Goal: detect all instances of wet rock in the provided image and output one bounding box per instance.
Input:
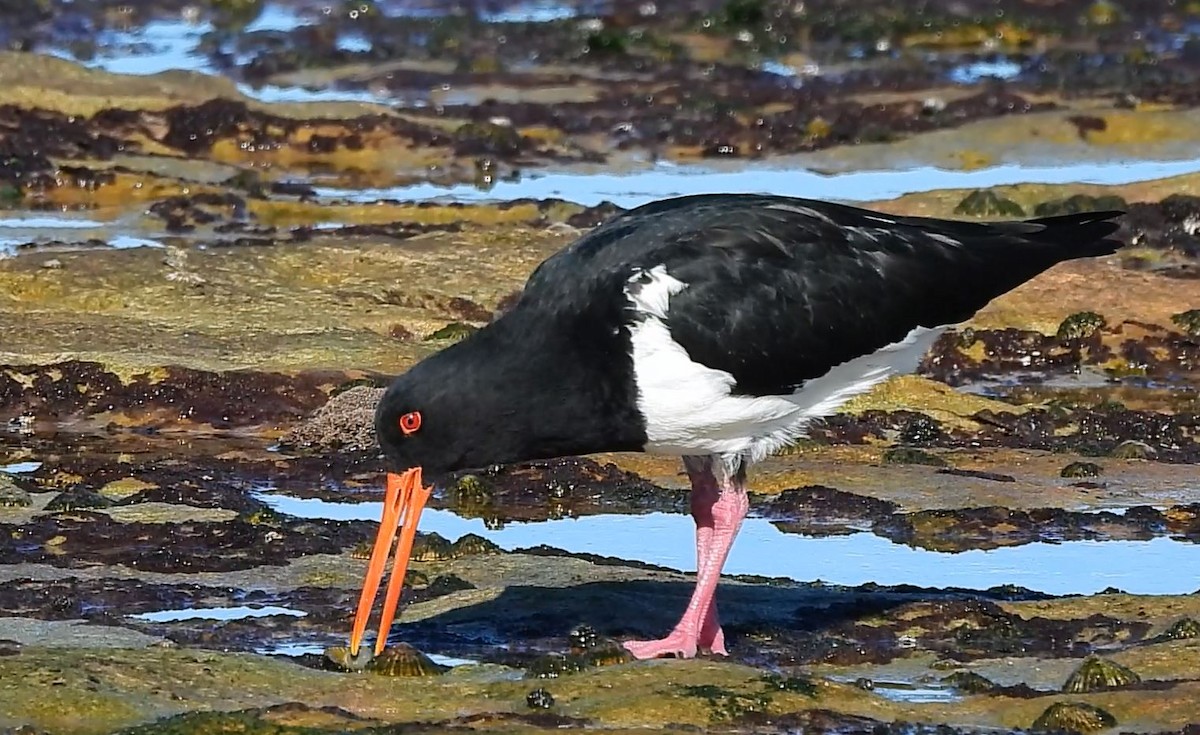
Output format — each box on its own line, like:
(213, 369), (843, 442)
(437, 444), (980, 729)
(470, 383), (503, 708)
(0, 473), (32, 508)
(764, 485), (898, 536)
(1062, 654), (1140, 692)
(1032, 702), (1117, 733)
(954, 190), (1025, 218)
(526, 687), (555, 709)
(0, 510), (373, 572)
(1034, 194), (1129, 218)
(1060, 462), (1103, 479)
(882, 447), (948, 467)
(1056, 311), (1107, 341)
(0, 639), (19, 656)
(1171, 309), (1200, 337)
(525, 652), (587, 679)
(277, 385), (385, 454)
(0, 361), (334, 428)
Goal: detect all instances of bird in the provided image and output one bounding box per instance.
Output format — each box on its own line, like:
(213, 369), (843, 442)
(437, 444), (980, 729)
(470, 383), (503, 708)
(348, 192), (1123, 660)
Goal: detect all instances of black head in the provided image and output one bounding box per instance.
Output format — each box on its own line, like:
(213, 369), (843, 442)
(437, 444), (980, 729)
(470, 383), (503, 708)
(373, 314), (647, 481)
(373, 350), (486, 479)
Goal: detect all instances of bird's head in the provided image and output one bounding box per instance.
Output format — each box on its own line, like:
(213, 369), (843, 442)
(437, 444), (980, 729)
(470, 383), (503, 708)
(373, 366), (464, 480)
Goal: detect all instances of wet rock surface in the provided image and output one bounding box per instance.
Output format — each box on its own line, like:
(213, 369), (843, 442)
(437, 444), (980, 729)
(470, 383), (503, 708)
(2, 1), (1200, 734)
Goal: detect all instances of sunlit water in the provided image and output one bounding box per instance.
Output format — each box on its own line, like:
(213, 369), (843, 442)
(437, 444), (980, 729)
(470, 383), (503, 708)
(129, 605), (307, 623)
(254, 493), (1200, 597)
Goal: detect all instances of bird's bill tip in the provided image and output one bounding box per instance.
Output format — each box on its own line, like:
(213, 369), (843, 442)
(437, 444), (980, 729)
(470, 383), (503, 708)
(348, 467), (431, 657)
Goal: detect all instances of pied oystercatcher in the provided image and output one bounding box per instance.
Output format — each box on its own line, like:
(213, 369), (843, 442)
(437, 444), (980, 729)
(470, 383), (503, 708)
(349, 193), (1123, 660)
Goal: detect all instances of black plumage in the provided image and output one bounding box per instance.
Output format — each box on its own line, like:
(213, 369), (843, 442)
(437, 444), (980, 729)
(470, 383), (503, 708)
(375, 193), (1122, 477)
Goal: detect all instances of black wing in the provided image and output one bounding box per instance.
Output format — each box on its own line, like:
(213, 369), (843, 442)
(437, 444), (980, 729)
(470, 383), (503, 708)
(523, 194), (1122, 396)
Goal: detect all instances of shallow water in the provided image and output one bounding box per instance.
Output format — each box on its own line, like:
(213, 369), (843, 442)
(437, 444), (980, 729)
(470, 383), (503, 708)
(312, 156), (1200, 208)
(130, 605), (308, 623)
(255, 493), (1200, 596)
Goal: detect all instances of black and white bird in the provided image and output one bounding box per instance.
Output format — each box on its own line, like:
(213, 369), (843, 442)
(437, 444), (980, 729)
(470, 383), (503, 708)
(359, 193), (1123, 660)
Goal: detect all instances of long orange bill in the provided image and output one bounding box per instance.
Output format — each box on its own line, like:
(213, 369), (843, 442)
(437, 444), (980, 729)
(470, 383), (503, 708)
(348, 468), (432, 657)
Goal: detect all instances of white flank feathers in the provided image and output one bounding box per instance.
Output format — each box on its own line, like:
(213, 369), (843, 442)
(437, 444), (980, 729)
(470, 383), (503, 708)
(625, 265), (945, 463)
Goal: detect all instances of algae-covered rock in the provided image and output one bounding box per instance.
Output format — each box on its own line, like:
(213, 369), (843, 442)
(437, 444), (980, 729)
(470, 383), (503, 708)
(1056, 311), (1107, 341)
(1032, 701), (1117, 732)
(1062, 654), (1141, 692)
(954, 190), (1025, 217)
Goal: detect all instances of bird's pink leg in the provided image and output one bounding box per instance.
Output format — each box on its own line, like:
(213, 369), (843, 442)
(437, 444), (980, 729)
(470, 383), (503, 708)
(624, 457), (749, 660)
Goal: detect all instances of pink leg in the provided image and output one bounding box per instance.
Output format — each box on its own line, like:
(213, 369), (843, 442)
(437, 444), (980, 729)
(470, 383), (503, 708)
(624, 457), (749, 660)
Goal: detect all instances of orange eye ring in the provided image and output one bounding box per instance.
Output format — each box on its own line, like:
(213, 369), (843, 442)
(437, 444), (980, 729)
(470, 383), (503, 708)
(398, 411), (422, 435)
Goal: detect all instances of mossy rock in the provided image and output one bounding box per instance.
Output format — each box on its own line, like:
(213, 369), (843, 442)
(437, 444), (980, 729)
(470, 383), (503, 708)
(425, 322), (478, 342)
(1056, 311), (1106, 341)
(954, 190), (1025, 218)
(1060, 461), (1103, 478)
(1062, 654), (1140, 693)
(1032, 702), (1117, 733)
(882, 447), (948, 467)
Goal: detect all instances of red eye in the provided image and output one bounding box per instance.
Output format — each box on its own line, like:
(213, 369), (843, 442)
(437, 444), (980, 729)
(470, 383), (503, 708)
(398, 411), (422, 435)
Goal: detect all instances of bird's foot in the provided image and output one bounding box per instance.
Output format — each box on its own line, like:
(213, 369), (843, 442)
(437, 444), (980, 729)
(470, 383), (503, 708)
(623, 618), (727, 660)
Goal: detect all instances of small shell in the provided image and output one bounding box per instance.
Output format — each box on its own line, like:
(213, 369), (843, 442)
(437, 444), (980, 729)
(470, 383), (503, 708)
(323, 645), (374, 672)
(450, 533), (500, 557)
(1032, 702), (1117, 733)
(941, 671), (998, 694)
(1060, 462), (1103, 479)
(1062, 655), (1140, 693)
(0, 475), (31, 508)
(1164, 618), (1200, 640)
(366, 643), (448, 677)
(412, 532), (454, 561)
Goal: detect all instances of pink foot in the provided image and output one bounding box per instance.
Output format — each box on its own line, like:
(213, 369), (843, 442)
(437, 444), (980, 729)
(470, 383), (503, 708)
(623, 604), (727, 659)
(624, 629), (700, 659)
(623, 456), (747, 661)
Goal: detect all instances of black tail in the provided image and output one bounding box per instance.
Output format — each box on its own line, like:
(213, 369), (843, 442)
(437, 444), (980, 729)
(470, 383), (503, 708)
(1021, 209), (1125, 260)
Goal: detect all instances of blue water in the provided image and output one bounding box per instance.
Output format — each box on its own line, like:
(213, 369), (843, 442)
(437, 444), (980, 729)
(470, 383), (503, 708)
(312, 156), (1200, 208)
(254, 493), (1200, 597)
(0, 462), (42, 474)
